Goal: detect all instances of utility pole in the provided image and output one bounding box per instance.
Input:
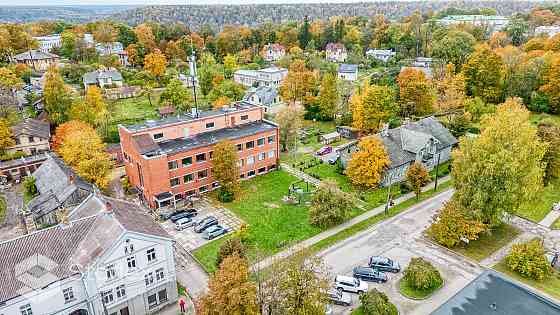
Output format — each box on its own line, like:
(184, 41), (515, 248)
(434, 152), (441, 191)
(384, 174), (392, 215)
(189, 38), (199, 117)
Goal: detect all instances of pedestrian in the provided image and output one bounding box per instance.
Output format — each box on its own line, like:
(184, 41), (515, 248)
(179, 298), (186, 313)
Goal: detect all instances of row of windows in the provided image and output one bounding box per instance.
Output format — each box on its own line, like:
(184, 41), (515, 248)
(236, 135), (275, 152)
(239, 165), (276, 179)
(102, 284), (127, 305)
(144, 268), (166, 287)
(170, 169), (209, 187)
(106, 248), (157, 280)
(238, 150), (276, 167)
(168, 152), (213, 170)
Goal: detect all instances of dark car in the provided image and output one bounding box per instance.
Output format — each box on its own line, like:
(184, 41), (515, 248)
(352, 266), (388, 283)
(326, 288), (352, 306)
(167, 209), (198, 222)
(194, 216), (218, 233)
(368, 256), (400, 273)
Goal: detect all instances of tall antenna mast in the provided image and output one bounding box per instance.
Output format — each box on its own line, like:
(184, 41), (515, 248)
(189, 36), (199, 118)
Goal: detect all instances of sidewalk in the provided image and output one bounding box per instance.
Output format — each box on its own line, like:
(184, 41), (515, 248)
(540, 208), (560, 227)
(281, 163), (321, 186)
(254, 174), (452, 270)
(158, 295), (196, 315)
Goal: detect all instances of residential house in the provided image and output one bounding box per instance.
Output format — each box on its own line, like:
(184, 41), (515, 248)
(117, 50), (130, 67)
(119, 102), (280, 208)
(436, 15), (510, 31)
(338, 117), (457, 186)
(6, 118), (51, 156)
(83, 68), (124, 91)
(366, 49), (396, 63)
(535, 25), (560, 37)
(431, 270), (560, 315)
(0, 153), (49, 184)
(0, 193), (178, 315)
(263, 43), (286, 62)
(338, 64), (358, 81)
(27, 156), (93, 226)
(400, 57), (434, 79)
(14, 50), (60, 72)
(243, 86), (283, 113)
(33, 34), (62, 53)
(96, 42), (125, 56)
(325, 43), (347, 62)
(233, 66), (288, 88)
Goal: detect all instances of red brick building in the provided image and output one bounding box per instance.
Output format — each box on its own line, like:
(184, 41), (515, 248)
(119, 102), (280, 208)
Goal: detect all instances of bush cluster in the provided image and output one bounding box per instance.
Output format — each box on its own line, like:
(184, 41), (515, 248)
(506, 239), (552, 281)
(216, 237), (247, 267)
(359, 289), (398, 315)
(403, 257), (443, 291)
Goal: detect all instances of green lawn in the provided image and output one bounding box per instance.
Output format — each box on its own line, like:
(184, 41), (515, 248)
(350, 306), (365, 315)
(399, 278), (442, 300)
(103, 94), (160, 143)
(494, 259), (560, 301)
(516, 179), (560, 223)
(529, 112), (560, 127)
(193, 170), (321, 273)
(452, 224), (521, 262)
(553, 218), (560, 229)
(0, 195), (6, 224)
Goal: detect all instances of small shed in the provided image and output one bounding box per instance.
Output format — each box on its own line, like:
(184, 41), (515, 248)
(336, 126), (363, 139)
(319, 131), (341, 144)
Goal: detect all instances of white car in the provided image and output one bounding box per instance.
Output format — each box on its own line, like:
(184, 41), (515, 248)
(175, 217), (195, 231)
(334, 275), (368, 294)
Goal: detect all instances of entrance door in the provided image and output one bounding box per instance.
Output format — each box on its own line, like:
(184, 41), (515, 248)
(120, 306), (130, 315)
(230, 116), (236, 126)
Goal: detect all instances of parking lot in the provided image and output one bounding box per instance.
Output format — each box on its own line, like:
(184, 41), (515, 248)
(160, 197), (244, 251)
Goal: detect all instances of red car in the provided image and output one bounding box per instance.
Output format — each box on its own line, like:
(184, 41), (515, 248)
(316, 146), (333, 156)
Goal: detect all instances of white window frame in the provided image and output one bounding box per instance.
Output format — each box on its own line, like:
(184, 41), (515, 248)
(247, 156), (255, 165)
(63, 287), (75, 303)
(268, 150), (275, 158)
(145, 272), (154, 287)
(147, 248), (157, 262)
(126, 256), (136, 271)
(20, 304), (33, 315)
(106, 264), (116, 280)
(156, 268), (165, 281)
(116, 284), (126, 299)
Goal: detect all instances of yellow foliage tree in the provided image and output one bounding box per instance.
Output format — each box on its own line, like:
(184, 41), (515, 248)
(345, 136), (390, 188)
(69, 86), (108, 127)
(397, 67), (435, 116)
(279, 59), (317, 103)
(213, 96), (232, 109)
(352, 83), (396, 132)
(144, 49), (167, 80)
(0, 118), (15, 152)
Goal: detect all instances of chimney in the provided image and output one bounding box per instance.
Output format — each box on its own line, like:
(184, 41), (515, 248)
(105, 201), (113, 214)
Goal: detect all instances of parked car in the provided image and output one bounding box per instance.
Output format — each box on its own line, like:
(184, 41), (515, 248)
(368, 256), (401, 273)
(175, 217), (195, 231)
(334, 275), (368, 294)
(327, 154), (339, 165)
(352, 266), (387, 283)
(326, 288), (352, 306)
(202, 224), (228, 240)
(168, 208), (198, 222)
(194, 216), (218, 233)
(316, 146), (333, 156)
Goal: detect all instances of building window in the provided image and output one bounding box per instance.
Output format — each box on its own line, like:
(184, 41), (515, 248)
(156, 268), (165, 281)
(116, 284), (126, 299)
(170, 177), (180, 187)
(124, 240), (134, 254)
(205, 121), (215, 128)
(147, 248), (156, 262)
(246, 141), (255, 149)
(268, 135), (275, 144)
(209, 151), (213, 160)
(212, 182), (220, 188)
(268, 164), (277, 171)
(241, 115), (248, 121)
(197, 169), (208, 179)
(240, 173), (245, 179)
(258, 152), (266, 161)
(15, 138), (20, 145)
(28, 136), (35, 143)
(168, 161), (178, 170)
(247, 156), (255, 165)
(258, 167), (266, 174)
(126, 256), (136, 270)
(145, 272), (154, 286)
(158, 289), (168, 303)
(185, 190), (195, 196)
(20, 304), (33, 315)
(248, 170), (256, 177)
(102, 290), (114, 305)
(257, 138), (265, 146)
(106, 264), (116, 280)
(184, 173), (194, 183)
(268, 150), (275, 158)
(63, 287), (75, 303)
(182, 156), (192, 167)
(148, 293), (158, 309)
(236, 143), (243, 151)
(199, 185), (208, 193)
(238, 159), (244, 167)
(153, 133), (164, 140)
(196, 153), (206, 162)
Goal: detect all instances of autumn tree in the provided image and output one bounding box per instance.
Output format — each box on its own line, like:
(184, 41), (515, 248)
(212, 96), (231, 109)
(432, 30), (476, 69)
(352, 83), (396, 132)
(506, 239), (552, 281)
(540, 56), (560, 113)
(60, 30), (77, 59)
(216, 237), (247, 267)
(134, 23), (156, 52)
(159, 79), (191, 111)
(279, 59), (316, 103)
(43, 66), (73, 125)
(452, 98), (547, 226)
(93, 22), (117, 45)
(537, 121), (560, 184)
(397, 68), (435, 116)
(144, 49), (167, 81)
(346, 136), (390, 188)
(315, 72), (338, 121)
(0, 119), (14, 152)
(406, 162), (430, 200)
(198, 254), (259, 315)
(223, 54), (238, 79)
(462, 44), (504, 104)
(434, 64), (466, 113)
(359, 289), (398, 315)
(212, 140), (240, 199)
(309, 179), (354, 228)
(275, 105), (303, 152)
(0, 67), (23, 95)
(69, 86), (108, 128)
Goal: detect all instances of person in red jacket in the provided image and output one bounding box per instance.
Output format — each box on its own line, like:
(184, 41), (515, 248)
(179, 298), (186, 313)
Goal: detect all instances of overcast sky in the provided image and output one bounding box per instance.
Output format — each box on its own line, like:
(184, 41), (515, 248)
(3, 0), (396, 6)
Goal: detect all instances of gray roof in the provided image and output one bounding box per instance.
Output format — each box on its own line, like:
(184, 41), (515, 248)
(243, 86), (279, 106)
(339, 64), (358, 73)
(82, 69), (123, 85)
(140, 120), (277, 157)
(0, 194), (170, 303)
(28, 156), (92, 217)
(431, 270), (560, 315)
(12, 118), (50, 139)
(14, 50), (59, 61)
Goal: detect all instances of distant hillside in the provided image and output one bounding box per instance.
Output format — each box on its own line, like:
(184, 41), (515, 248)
(109, 1), (556, 29)
(0, 5), (136, 23)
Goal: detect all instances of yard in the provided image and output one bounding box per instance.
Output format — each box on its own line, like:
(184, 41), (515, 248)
(494, 260), (560, 301)
(0, 195), (6, 224)
(529, 112), (560, 127)
(193, 170), (321, 272)
(451, 224), (521, 262)
(516, 179), (560, 223)
(102, 94), (160, 143)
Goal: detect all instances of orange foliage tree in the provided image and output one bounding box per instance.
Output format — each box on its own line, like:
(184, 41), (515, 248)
(345, 136), (390, 188)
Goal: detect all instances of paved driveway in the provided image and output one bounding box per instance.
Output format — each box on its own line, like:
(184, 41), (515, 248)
(0, 187), (24, 241)
(318, 190), (483, 315)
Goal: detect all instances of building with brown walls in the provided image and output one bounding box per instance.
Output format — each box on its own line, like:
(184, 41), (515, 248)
(119, 102), (280, 208)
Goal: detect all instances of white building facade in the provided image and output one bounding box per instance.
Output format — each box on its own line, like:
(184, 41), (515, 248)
(233, 66), (288, 88)
(535, 25), (560, 37)
(33, 34), (62, 53)
(366, 49), (396, 63)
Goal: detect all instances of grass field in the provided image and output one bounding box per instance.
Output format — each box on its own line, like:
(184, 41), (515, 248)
(516, 179), (560, 223)
(103, 94), (160, 143)
(452, 224), (521, 262)
(494, 260), (560, 301)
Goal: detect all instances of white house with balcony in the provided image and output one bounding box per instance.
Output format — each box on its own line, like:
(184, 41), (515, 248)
(366, 49), (396, 63)
(0, 194), (178, 315)
(233, 66), (288, 88)
(33, 34), (62, 53)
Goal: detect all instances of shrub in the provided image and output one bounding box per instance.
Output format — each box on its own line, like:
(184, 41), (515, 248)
(309, 180), (354, 228)
(23, 176), (37, 196)
(506, 239), (552, 281)
(234, 223), (250, 243)
(216, 237), (246, 267)
(218, 188), (234, 202)
(359, 288), (398, 315)
(399, 182), (412, 194)
(403, 257), (443, 291)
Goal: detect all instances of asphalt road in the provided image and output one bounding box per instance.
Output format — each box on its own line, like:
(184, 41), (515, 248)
(318, 189), (483, 315)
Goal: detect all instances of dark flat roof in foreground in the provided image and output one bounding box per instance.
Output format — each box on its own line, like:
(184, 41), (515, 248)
(431, 270), (560, 315)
